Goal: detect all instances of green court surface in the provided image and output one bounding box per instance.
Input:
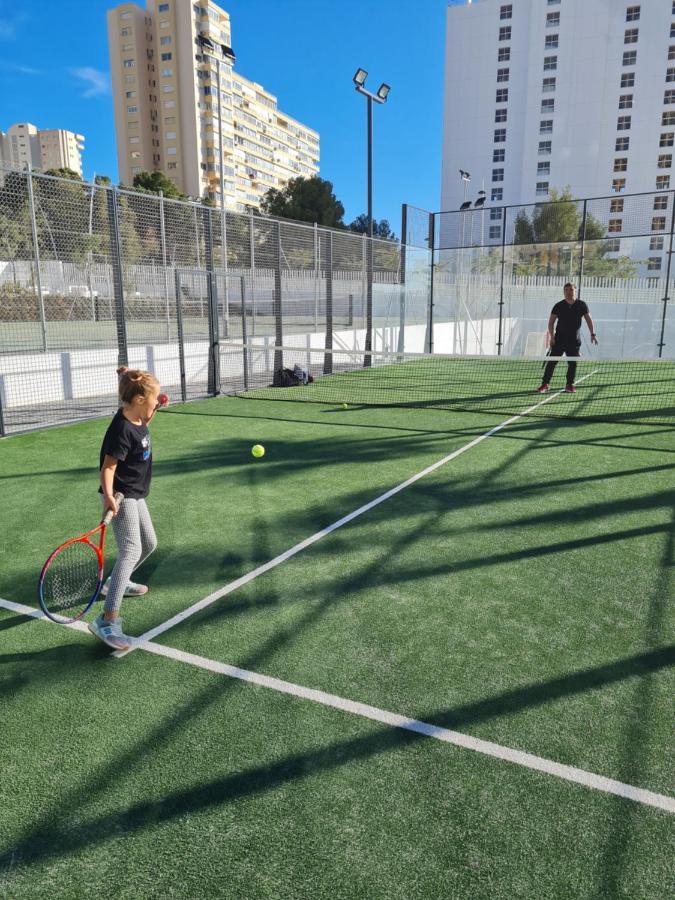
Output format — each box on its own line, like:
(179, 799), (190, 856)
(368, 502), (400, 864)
(1, 394), (673, 898)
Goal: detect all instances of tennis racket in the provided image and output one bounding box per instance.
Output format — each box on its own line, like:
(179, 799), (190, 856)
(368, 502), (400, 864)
(38, 492), (124, 624)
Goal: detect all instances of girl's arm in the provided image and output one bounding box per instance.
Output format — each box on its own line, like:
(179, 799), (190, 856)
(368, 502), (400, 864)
(100, 455), (120, 515)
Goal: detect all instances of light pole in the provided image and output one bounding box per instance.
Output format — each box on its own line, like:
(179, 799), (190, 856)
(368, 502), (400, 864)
(353, 69), (390, 363)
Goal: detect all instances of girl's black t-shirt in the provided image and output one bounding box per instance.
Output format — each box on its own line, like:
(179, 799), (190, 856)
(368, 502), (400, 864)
(99, 409), (152, 499)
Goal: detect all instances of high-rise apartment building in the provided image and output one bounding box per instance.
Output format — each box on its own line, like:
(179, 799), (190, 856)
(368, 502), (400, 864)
(442, 0), (675, 212)
(107, 0), (320, 209)
(0, 122), (85, 175)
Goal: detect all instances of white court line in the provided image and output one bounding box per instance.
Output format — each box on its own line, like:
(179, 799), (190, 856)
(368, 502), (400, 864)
(1, 596), (673, 815)
(126, 382), (591, 653)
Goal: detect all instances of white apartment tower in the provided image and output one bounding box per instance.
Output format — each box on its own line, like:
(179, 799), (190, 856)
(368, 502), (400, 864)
(442, 0), (675, 212)
(107, 0), (320, 209)
(0, 123), (85, 175)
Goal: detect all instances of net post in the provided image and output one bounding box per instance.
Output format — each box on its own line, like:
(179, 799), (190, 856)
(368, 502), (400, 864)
(324, 230), (333, 374)
(399, 204), (408, 354)
(657, 191), (675, 357)
(577, 199), (588, 298)
(26, 166), (47, 352)
(497, 205), (507, 355)
(106, 185), (129, 368)
(0, 375), (6, 437)
(240, 275), (250, 391)
(426, 211), (435, 354)
(204, 205), (220, 396)
(173, 269), (188, 401)
(273, 220), (284, 377)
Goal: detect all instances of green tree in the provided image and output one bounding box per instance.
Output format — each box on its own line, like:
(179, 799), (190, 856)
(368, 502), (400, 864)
(348, 214), (397, 241)
(513, 210), (534, 245)
(132, 170), (187, 200)
(260, 176), (345, 228)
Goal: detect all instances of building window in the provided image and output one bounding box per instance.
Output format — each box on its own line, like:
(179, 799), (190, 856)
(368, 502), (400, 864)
(543, 77), (556, 92)
(496, 88), (509, 103)
(605, 238), (620, 252)
(159, 2), (170, 9)
(650, 236), (665, 250)
(167, 147), (177, 156)
(489, 226), (502, 239)
(617, 116), (631, 130)
(615, 137), (629, 151)
(491, 188), (503, 202)
(121, 27), (131, 36)
(494, 128), (506, 142)
(161, 52), (172, 60)
(127, 105), (138, 113)
(607, 219), (622, 233)
(495, 108), (508, 122)
(499, 26), (511, 41)
(498, 46), (511, 62)
(122, 44), (133, 52)
(500, 4), (512, 19)
(123, 59), (135, 68)
(160, 36), (171, 45)
(666, 90), (675, 104)
(536, 182), (549, 196)
(660, 132), (674, 147)
(657, 174), (671, 189)
(167, 162), (177, 170)
(658, 154), (673, 168)
(130, 151), (141, 159)
(544, 56), (557, 71)
(490, 208), (502, 221)
(166, 131), (177, 139)
(654, 196), (668, 211)
(614, 158), (628, 171)
(624, 28), (638, 43)
(610, 199), (624, 213)
(162, 67), (173, 77)
(619, 94), (633, 109)
(620, 72), (635, 88)
(125, 74), (135, 83)
(492, 168), (504, 182)
(125, 90), (136, 98)
(128, 136), (140, 144)
(120, 11), (132, 19)
(671, 23), (675, 38)
(493, 148), (506, 162)
(537, 162), (551, 175)
(497, 68), (510, 82)
(164, 100), (176, 108)
(626, 6), (640, 21)
(162, 84), (174, 92)
(545, 34), (558, 48)
(670, 46), (675, 60)
(546, 12), (560, 26)
(539, 140), (552, 154)
(540, 119), (553, 134)
(623, 50), (637, 65)
(612, 178), (626, 192)
(648, 257), (662, 271)
(548, 0), (560, 4)
(541, 98), (555, 113)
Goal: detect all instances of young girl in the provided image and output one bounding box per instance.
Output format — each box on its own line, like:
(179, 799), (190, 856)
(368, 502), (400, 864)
(88, 367), (161, 651)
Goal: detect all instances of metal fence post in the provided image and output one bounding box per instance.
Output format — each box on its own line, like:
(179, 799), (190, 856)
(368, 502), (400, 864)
(365, 232), (373, 367)
(313, 221), (319, 333)
(324, 231), (333, 374)
(0, 376), (6, 437)
(273, 220), (284, 377)
(158, 190), (172, 343)
(657, 192), (675, 357)
(426, 212), (435, 354)
(173, 269), (188, 402)
(577, 199), (588, 298)
(26, 167), (47, 351)
(240, 275), (249, 391)
(106, 186), (129, 367)
(249, 210), (256, 337)
(497, 206), (507, 355)
(398, 204), (408, 354)
(204, 205), (220, 395)
(221, 206), (230, 339)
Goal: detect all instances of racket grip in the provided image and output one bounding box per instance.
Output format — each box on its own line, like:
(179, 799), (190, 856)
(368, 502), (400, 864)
(102, 491), (125, 525)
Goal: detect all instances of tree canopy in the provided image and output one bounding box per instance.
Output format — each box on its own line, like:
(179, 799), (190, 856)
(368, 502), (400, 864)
(260, 176), (345, 228)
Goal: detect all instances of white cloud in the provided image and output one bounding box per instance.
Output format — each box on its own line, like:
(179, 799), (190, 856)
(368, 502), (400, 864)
(71, 67), (110, 98)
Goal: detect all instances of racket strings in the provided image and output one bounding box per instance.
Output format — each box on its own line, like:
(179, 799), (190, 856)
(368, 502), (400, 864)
(41, 541), (102, 615)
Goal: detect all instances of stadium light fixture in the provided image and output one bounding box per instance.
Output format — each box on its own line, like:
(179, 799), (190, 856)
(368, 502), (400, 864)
(353, 68), (368, 87)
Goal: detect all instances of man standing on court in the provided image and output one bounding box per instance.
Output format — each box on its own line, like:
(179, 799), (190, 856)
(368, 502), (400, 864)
(537, 282), (598, 394)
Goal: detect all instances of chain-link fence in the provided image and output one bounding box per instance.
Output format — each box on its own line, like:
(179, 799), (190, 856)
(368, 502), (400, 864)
(1, 165), (674, 434)
(410, 190), (675, 361)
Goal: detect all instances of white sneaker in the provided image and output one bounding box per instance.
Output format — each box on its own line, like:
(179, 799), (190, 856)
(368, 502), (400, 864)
(88, 614), (134, 651)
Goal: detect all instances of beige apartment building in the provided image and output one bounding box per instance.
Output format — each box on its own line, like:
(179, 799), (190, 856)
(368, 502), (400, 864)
(107, 0), (320, 210)
(0, 123), (85, 175)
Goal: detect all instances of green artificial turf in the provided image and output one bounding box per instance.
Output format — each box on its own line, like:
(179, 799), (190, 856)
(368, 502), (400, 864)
(1, 397), (673, 898)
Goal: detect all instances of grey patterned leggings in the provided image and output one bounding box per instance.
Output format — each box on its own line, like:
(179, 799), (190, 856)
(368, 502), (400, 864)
(104, 497), (157, 616)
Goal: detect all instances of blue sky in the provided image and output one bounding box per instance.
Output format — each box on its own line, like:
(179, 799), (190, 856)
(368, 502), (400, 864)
(0, 0), (456, 231)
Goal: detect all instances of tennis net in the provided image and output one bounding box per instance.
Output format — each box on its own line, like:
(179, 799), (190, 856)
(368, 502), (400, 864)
(220, 342), (675, 425)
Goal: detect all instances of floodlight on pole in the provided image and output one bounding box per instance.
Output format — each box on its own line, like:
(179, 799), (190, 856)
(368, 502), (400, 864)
(353, 68), (368, 87)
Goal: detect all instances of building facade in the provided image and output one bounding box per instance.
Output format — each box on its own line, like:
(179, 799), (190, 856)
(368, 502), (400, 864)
(0, 122), (85, 175)
(442, 0), (675, 212)
(107, 0), (320, 209)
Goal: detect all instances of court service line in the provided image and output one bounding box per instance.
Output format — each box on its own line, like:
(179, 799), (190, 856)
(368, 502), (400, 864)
(126, 382), (592, 653)
(2, 596), (670, 815)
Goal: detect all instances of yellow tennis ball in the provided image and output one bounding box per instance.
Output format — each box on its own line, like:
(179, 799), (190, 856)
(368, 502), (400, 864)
(341, 403), (349, 409)
(251, 444), (265, 458)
